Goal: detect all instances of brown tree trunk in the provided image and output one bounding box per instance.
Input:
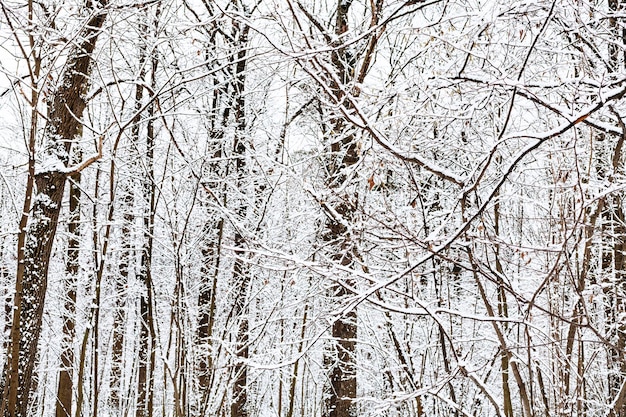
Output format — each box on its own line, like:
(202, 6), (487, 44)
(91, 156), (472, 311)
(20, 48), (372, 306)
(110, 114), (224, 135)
(493, 193), (513, 417)
(323, 2), (359, 416)
(230, 16), (250, 417)
(197, 213), (223, 408)
(196, 39), (227, 417)
(136, 28), (158, 417)
(605, 2), (626, 415)
(1, 2), (108, 415)
(110, 183), (131, 413)
(55, 169), (81, 417)
(606, 200), (626, 417)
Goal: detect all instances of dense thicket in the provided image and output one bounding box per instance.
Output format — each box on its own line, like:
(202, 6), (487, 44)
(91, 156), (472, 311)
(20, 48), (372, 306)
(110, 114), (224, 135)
(1, 0), (626, 416)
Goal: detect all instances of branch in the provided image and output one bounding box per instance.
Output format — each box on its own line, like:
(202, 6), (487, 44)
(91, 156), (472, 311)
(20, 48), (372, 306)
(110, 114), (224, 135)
(65, 135), (104, 175)
(609, 105), (626, 173)
(295, 1), (333, 44)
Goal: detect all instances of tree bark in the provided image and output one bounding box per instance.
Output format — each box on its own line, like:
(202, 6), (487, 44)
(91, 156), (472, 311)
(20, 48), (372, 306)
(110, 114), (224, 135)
(323, 2), (358, 417)
(605, 2), (626, 415)
(110, 183), (131, 413)
(1, 2), (108, 415)
(136, 15), (158, 417)
(55, 170), (81, 417)
(230, 16), (250, 417)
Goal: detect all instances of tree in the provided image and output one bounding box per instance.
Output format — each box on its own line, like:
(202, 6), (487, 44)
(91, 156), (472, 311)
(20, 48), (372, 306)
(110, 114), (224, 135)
(55, 156), (81, 417)
(6, 0), (626, 416)
(1, 0), (108, 414)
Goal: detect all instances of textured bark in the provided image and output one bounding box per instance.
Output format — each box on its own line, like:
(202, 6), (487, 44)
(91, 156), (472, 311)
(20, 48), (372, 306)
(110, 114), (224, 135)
(326, 293), (357, 417)
(196, 89), (227, 417)
(137, 10), (159, 414)
(1, 3), (108, 415)
(323, 2), (358, 417)
(136, 48), (157, 417)
(136, 278), (155, 417)
(230, 18), (250, 417)
(229, 272), (249, 417)
(229, 155), (250, 415)
(4, 171), (65, 417)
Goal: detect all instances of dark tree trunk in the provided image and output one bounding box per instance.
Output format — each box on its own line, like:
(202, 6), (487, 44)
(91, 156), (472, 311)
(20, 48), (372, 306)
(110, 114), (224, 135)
(230, 17), (251, 417)
(323, 2), (358, 417)
(55, 170), (81, 417)
(136, 22), (158, 417)
(197, 213), (223, 403)
(605, 2), (626, 415)
(1, 3), (108, 415)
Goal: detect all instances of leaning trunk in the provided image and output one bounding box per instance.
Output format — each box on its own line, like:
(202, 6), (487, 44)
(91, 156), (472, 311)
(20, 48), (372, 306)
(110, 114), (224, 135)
(1, 3), (108, 416)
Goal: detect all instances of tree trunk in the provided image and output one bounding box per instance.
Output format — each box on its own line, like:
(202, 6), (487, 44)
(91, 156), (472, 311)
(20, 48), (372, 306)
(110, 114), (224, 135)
(196, 51), (227, 417)
(136, 21), (158, 417)
(605, 2), (626, 415)
(55, 169), (81, 417)
(493, 193), (513, 417)
(197, 213), (223, 408)
(230, 17), (250, 417)
(1, 2), (108, 415)
(323, 2), (358, 417)
(110, 182), (131, 413)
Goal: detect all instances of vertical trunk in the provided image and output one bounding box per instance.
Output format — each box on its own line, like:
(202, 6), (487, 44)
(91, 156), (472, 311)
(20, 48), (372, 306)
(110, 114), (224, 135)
(114, 7), (151, 414)
(91, 251), (102, 417)
(605, 3), (626, 415)
(74, 166), (102, 417)
(55, 169), (81, 417)
(197, 212), (223, 409)
(229, 264), (249, 417)
(136, 21), (158, 417)
(4, 170), (65, 417)
(607, 200), (626, 417)
(196, 74), (227, 417)
(493, 194), (513, 417)
(286, 305), (308, 417)
(190, 3), (251, 414)
(110, 50), (145, 411)
(1, 28), (39, 412)
(136, 274), (156, 417)
(230, 15), (250, 417)
(1, 3), (107, 415)
(169, 266), (187, 417)
(325, 298), (357, 417)
(110, 183), (131, 413)
(323, 2), (358, 417)
(1, 263), (9, 356)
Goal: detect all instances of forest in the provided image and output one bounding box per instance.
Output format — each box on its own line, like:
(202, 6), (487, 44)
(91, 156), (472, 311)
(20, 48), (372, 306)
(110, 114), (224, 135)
(1, 0), (626, 416)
